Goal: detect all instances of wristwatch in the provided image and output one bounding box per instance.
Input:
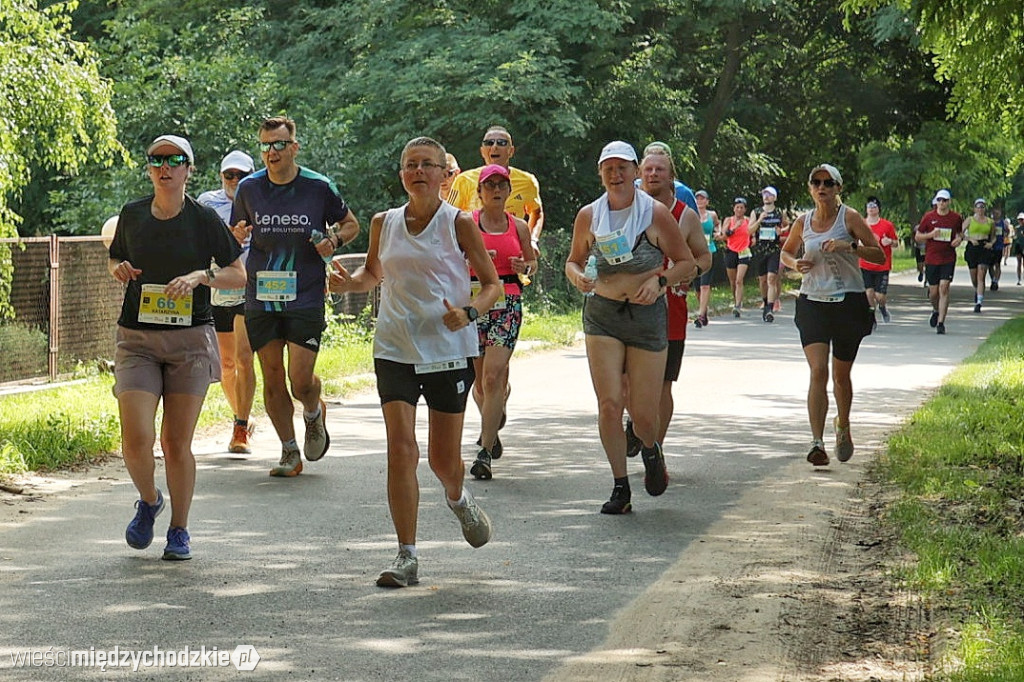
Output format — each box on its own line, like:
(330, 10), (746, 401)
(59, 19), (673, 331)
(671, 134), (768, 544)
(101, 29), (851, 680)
(657, 275), (668, 289)
(463, 306), (479, 322)
(206, 267), (216, 284)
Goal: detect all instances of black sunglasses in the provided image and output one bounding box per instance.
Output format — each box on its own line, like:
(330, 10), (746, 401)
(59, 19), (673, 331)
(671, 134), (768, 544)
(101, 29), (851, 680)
(147, 154), (189, 167)
(222, 170), (251, 181)
(481, 139), (510, 147)
(258, 140), (295, 152)
(809, 178), (838, 188)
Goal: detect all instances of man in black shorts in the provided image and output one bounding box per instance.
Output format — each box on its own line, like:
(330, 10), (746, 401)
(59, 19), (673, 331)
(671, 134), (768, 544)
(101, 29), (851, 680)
(231, 117), (359, 476)
(750, 186), (788, 322)
(915, 189), (962, 335)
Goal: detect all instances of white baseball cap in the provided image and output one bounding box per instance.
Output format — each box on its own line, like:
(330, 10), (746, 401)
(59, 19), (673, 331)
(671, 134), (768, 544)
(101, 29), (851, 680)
(808, 163), (843, 185)
(933, 189), (951, 202)
(1017, 212), (1024, 220)
(761, 186), (778, 198)
(146, 134), (194, 165)
(598, 140), (638, 165)
(974, 198), (986, 206)
(220, 150), (255, 173)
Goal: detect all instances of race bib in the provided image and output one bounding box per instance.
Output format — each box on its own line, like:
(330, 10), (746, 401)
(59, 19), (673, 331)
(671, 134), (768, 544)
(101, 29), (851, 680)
(595, 228), (634, 265)
(805, 293), (846, 303)
(933, 228), (952, 242)
(414, 358), (468, 375)
(138, 284), (192, 326)
(211, 286), (245, 306)
(256, 270), (297, 302)
(759, 227), (777, 241)
(470, 280), (505, 310)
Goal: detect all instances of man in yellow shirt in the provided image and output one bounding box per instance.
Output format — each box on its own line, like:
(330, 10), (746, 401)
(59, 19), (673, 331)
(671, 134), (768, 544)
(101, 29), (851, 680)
(448, 125), (544, 253)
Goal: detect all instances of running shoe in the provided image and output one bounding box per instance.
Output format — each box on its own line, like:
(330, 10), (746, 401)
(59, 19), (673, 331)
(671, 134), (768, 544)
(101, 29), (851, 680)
(834, 417), (854, 462)
(162, 526), (191, 561)
(600, 485), (632, 515)
(880, 306), (891, 323)
(937, 322), (946, 335)
(228, 423), (251, 454)
(476, 434), (503, 459)
(449, 489), (492, 548)
(991, 281), (999, 291)
(125, 490), (165, 549)
(303, 399), (330, 461)
(693, 316), (703, 329)
(929, 311), (939, 328)
(625, 419), (642, 458)
(470, 447), (493, 480)
(762, 307), (768, 322)
(699, 313), (709, 327)
(918, 271), (924, 282)
(807, 441), (829, 467)
(376, 549), (419, 587)
(974, 303), (982, 313)
(765, 311), (775, 323)
(641, 443), (668, 496)
(270, 447), (303, 477)
(733, 306), (741, 318)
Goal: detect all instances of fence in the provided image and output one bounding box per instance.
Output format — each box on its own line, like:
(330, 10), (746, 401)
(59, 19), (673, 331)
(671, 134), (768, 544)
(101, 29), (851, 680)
(0, 236), (370, 385)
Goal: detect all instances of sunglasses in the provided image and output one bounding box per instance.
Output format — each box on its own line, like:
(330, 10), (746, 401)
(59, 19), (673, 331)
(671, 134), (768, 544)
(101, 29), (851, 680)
(480, 180), (510, 190)
(147, 154), (189, 167)
(445, 169), (458, 178)
(222, 171), (250, 181)
(809, 178), (838, 188)
(936, 198), (950, 202)
(481, 139), (511, 147)
(258, 140), (295, 152)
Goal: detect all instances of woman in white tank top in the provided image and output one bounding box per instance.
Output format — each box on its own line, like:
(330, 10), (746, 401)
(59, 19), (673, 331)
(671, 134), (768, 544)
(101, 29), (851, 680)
(780, 163), (884, 469)
(328, 137), (501, 588)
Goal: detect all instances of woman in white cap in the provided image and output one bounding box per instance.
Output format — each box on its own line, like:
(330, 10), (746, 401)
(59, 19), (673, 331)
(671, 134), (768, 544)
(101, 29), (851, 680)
(692, 189), (719, 328)
(565, 140), (696, 514)
(109, 134), (246, 560)
(962, 198), (995, 312)
(198, 150), (257, 454)
(780, 163), (883, 467)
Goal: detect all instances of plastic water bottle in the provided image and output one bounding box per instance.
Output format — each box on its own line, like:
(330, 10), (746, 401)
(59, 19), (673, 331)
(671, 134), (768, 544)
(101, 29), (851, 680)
(583, 255), (598, 297)
(310, 229), (333, 264)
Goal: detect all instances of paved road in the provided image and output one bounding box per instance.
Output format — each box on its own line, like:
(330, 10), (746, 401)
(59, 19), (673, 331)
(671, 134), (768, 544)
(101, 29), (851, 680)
(0, 266), (1015, 680)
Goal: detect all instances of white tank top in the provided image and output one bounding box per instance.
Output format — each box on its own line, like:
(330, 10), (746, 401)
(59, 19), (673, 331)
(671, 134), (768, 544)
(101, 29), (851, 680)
(799, 205), (865, 300)
(373, 201), (478, 364)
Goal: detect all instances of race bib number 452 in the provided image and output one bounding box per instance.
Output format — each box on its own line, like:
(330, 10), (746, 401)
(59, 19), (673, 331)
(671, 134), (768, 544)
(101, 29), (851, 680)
(256, 270), (297, 302)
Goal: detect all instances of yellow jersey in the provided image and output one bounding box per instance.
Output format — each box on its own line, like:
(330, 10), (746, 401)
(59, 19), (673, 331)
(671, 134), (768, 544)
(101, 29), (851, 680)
(447, 166), (542, 221)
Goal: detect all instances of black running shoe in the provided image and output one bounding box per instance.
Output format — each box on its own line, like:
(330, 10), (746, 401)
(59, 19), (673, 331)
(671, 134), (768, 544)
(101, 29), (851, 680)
(929, 311), (939, 328)
(765, 311), (775, 323)
(476, 434), (503, 459)
(974, 303), (982, 313)
(693, 316), (703, 328)
(470, 448), (492, 480)
(625, 419), (642, 458)
(641, 443), (668, 496)
(991, 281), (999, 291)
(600, 485), (632, 515)
(937, 322), (946, 335)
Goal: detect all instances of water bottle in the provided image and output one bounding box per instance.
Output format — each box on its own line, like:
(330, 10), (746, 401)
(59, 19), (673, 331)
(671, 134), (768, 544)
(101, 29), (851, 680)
(310, 229), (333, 264)
(583, 255), (598, 297)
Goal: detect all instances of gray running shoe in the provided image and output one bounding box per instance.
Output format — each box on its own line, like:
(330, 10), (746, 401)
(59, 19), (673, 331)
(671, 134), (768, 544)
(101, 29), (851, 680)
(376, 549), (419, 587)
(880, 306), (891, 323)
(303, 399), (330, 461)
(448, 489), (492, 548)
(834, 417), (854, 462)
(270, 447), (303, 477)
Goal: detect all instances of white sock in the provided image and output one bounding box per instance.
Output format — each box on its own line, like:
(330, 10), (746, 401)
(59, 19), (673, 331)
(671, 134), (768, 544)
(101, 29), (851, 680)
(303, 404), (322, 420)
(401, 544), (417, 557)
(447, 488), (467, 508)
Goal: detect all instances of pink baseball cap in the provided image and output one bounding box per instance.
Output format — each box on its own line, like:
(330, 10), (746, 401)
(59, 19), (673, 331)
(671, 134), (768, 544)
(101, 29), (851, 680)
(478, 164), (510, 185)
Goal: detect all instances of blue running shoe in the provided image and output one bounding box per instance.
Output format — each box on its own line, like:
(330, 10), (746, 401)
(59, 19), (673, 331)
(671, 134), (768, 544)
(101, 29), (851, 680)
(125, 490), (164, 549)
(162, 526), (191, 561)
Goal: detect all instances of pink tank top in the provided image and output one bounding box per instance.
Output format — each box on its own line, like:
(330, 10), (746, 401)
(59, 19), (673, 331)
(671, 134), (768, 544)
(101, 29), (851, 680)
(470, 210), (523, 295)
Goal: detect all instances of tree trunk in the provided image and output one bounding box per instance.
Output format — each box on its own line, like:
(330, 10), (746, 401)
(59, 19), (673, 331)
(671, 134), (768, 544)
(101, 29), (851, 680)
(696, 19), (745, 165)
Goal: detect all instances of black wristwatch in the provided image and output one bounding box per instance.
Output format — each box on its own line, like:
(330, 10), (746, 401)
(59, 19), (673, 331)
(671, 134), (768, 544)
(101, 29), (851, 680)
(657, 275), (668, 289)
(463, 306), (479, 322)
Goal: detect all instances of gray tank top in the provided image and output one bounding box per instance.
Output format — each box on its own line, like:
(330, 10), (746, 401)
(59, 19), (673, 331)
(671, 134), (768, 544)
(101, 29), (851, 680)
(590, 207), (664, 276)
(799, 204), (865, 300)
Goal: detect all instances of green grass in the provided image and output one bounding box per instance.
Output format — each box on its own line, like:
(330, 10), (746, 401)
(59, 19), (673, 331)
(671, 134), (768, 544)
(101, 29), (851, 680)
(877, 317), (1024, 680)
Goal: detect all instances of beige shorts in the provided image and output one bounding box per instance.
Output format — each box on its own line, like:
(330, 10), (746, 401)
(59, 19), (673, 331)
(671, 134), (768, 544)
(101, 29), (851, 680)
(113, 325), (220, 397)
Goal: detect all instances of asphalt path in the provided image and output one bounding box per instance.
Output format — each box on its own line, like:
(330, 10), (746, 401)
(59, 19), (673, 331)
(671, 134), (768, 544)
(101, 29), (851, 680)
(0, 264), (1016, 680)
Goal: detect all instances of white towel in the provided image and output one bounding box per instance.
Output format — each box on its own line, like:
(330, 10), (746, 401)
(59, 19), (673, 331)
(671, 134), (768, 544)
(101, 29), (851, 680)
(589, 189), (655, 264)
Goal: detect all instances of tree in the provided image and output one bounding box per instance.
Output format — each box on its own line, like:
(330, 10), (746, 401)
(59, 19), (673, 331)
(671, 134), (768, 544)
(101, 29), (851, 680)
(0, 0), (123, 317)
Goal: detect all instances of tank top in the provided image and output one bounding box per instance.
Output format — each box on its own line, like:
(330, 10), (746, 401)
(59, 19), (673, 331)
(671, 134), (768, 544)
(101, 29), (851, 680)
(373, 201), (477, 364)
(589, 206), (664, 276)
(725, 217), (751, 255)
(700, 210), (717, 254)
(799, 205), (865, 301)
(966, 216), (991, 241)
(667, 199), (688, 341)
(470, 210), (523, 296)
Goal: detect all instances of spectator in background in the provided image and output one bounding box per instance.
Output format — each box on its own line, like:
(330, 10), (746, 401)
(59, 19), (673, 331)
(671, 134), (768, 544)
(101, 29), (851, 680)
(859, 196), (898, 325)
(198, 150), (257, 454)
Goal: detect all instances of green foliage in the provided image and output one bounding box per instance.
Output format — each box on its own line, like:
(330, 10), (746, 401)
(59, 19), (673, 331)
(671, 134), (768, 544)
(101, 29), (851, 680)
(0, 322), (49, 381)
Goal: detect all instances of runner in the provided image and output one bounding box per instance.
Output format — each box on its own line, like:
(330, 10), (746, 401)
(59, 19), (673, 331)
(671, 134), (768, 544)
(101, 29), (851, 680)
(859, 196), (898, 325)
(565, 140), (696, 514)
(231, 116), (359, 476)
(962, 198), (995, 313)
(722, 197), (752, 317)
(990, 205), (1010, 289)
(109, 134), (245, 560)
(915, 189), (963, 334)
(197, 150), (257, 453)
(637, 141), (698, 211)
(440, 152), (460, 200)
(1014, 213), (1024, 284)
(780, 163), (883, 467)
(328, 136), (500, 587)
(467, 164), (537, 480)
(692, 189), (720, 328)
(749, 186), (788, 323)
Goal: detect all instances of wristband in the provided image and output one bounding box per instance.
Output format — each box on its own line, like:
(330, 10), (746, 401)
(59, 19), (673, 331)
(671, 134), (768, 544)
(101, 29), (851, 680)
(206, 268), (216, 284)
(657, 274), (668, 289)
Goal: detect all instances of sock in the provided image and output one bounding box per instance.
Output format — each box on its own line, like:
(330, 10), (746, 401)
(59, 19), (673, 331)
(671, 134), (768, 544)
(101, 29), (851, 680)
(401, 543), (417, 557)
(447, 488), (467, 508)
(234, 417), (247, 427)
(303, 404), (322, 421)
(283, 438), (298, 451)
(640, 442), (660, 457)
(977, 295), (984, 304)
(762, 297), (768, 306)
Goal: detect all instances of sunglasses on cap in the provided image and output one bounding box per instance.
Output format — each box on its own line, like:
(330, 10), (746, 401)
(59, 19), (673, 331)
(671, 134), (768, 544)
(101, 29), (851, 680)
(481, 139), (510, 147)
(147, 154), (189, 167)
(809, 178), (838, 188)
(222, 170), (250, 181)
(258, 140), (295, 153)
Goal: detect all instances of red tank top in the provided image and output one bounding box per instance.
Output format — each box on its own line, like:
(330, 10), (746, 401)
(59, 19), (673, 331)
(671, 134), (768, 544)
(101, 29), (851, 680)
(470, 210), (523, 295)
(666, 199), (688, 341)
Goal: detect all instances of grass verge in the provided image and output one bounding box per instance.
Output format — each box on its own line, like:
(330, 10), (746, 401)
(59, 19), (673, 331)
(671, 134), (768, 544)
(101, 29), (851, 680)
(877, 317), (1024, 680)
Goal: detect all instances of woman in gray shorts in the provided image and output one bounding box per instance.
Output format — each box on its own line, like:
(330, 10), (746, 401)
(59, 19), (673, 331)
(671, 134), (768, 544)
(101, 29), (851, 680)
(565, 140), (696, 515)
(108, 134), (245, 561)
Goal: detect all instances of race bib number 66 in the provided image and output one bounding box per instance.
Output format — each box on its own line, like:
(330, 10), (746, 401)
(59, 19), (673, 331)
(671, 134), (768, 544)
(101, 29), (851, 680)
(138, 284), (192, 326)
